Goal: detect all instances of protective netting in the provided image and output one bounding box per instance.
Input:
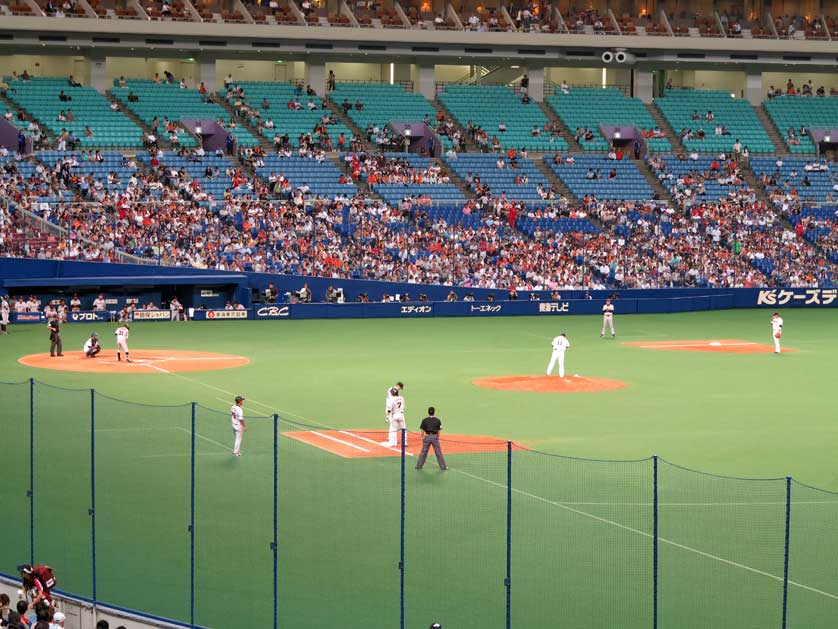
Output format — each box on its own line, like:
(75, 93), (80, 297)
(276, 421), (401, 628)
(193, 404), (275, 628)
(0, 381), (31, 575)
(657, 459), (787, 629)
(92, 393), (191, 623)
(512, 450), (653, 628)
(32, 382), (93, 599)
(786, 481), (838, 628)
(2, 379), (836, 628)
(404, 435), (508, 629)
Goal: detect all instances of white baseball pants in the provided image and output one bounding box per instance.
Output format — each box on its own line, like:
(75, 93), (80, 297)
(386, 418), (406, 447)
(546, 350), (566, 377)
(233, 428), (243, 454)
(773, 334), (781, 353)
(602, 315), (615, 336)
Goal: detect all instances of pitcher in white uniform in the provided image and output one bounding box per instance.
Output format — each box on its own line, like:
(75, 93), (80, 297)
(546, 333), (571, 377)
(771, 312), (783, 354)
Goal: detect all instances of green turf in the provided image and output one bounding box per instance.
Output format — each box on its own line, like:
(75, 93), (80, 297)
(0, 309), (836, 627)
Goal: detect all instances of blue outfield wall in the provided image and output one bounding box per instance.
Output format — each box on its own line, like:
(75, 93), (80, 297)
(2, 258), (837, 321)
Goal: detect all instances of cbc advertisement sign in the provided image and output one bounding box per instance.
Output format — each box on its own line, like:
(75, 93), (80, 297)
(254, 305), (291, 319)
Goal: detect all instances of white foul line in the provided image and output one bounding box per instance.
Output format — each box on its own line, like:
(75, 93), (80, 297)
(310, 431), (369, 452)
(338, 430), (415, 456)
(452, 468), (838, 601)
(633, 342), (758, 348)
(175, 426), (230, 452)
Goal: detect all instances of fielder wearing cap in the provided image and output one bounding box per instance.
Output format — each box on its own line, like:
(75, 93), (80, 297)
(231, 396), (247, 457)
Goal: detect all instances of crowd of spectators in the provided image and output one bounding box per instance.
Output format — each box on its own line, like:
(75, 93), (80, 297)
(2, 143), (836, 289)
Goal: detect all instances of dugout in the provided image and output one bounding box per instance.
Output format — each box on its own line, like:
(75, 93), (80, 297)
(0, 259), (250, 310)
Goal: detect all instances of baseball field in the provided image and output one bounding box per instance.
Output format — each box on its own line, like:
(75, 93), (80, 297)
(1, 308), (836, 628)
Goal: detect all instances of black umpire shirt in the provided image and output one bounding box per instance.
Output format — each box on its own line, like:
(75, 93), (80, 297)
(419, 416), (442, 435)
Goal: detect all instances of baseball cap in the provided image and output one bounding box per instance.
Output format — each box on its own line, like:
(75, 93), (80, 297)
(235, 395), (245, 402)
(53, 612), (66, 622)
(16, 564), (32, 574)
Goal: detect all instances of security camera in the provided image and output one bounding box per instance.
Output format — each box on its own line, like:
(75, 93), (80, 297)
(601, 51), (614, 63)
(615, 50), (636, 63)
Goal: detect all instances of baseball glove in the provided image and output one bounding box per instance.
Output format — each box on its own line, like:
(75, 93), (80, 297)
(774, 332), (781, 339)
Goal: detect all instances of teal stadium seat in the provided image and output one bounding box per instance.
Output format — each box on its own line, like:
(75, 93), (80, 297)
(225, 81), (353, 148)
(112, 80), (258, 149)
(763, 96), (838, 155)
(656, 89), (773, 154)
(548, 87), (672, 152)
(4, 76), (143, 148)
(329, 82), (452, 149)
(438, 84), (569, 152)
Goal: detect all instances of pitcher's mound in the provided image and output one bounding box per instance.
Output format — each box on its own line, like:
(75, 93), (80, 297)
(472, 375), (627, 393)
(19, 350), (249, 374)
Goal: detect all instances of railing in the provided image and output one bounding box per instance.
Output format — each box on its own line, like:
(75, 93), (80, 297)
(2, 378), (836, 629)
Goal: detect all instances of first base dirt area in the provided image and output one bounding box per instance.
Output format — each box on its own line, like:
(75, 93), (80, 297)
(623, 339), (795, 354)
(18, 350), (250, 373)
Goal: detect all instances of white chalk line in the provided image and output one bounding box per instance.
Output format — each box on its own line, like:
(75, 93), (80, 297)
(310, 430), (369, 452)
(452, 468), (838, 601)
(338, 430), (415, 457)
(632, 342), (759, 348)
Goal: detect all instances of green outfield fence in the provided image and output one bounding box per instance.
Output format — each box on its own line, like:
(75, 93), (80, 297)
(2, 378), (837, 628)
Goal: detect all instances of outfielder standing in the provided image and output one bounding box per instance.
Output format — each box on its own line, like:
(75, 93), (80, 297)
(546, 332), (571, 377)
(115, 323), (131, 362)
(382, 387), (407, 448)
(771, 312), (783, 354)
(231, 395), (246, 456)
(601, 298), (615, 338)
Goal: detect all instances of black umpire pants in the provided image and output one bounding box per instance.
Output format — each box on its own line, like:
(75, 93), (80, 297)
(50, 333), (63, 356)
(416, 433), (447, 470)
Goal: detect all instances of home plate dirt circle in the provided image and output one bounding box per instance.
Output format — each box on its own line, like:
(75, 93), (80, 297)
(18, 350), (250, 374)
(472, 375), (628, 393)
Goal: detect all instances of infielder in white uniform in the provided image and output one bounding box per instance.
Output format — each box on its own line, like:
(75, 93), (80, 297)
(601, 299), (615, 338)
(381, 388), (407, 448)
(771, 312), (783, 354)
(0, 295), (9, 335)
(114, 324), (131, 362)
(231, 395), (246, 456)
(546, 333), (571, 377)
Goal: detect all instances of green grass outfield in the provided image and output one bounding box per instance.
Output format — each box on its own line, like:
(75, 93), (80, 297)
(1, 309), (836, 628)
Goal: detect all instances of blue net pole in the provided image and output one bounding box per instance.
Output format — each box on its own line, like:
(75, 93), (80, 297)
(273, 414), (278, 629)
(505, 441), (512, 629)
(190, 402), (196, 629)
(29, 377), (35, 565)
(653, 455), (659, 629)
(400, 427), (406, 629)
(782, 477), (791, 629)
(90, 389), (97, 606)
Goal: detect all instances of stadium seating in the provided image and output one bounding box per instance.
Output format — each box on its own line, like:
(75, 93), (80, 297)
(136, 151), (250, 198)
(438, 85), (567, 151)
(750, 157), (837, 204)
(655, 89), (774, 153)
(650, 154), (749, 200)
(442, 152), (549, 205)
(111, 81), (258, 148)
(349, 152), (467, 208)
(226, 81), (353, 147)
(793, 207), (838, 263)
(330, 83), (437, 132)
(763, 95), (838, 154)
(547, 155), (655, 201)
(38, 151), (139, 195)
(547, 87), (672, 152)
(255, 155), (357, 198)
(4, 77), (143, 148)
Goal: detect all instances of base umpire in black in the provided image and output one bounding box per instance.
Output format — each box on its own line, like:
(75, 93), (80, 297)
(416, 407), (447, 470)
(48, 318), (63, 357)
